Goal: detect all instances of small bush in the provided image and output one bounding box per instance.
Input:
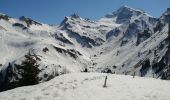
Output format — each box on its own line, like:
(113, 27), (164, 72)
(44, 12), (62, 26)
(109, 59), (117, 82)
(42, 47), (49, 53)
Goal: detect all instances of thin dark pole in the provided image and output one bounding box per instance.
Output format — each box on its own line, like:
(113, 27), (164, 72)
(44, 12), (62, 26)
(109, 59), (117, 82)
(133, 72), (136, 78)
(103, 76), (107, 87)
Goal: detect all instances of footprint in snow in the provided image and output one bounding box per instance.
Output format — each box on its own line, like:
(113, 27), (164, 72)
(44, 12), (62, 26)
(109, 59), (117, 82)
(52, 91), (59, 97)
(74, 80), (77, 82)
(84, 78), (89, 81)
(34, 96), (42, 100)
(59, 82), (63, 84)
(81, 81), (84, 84)
(62, 87), (68, 91)
(67, 81), (73, 83)
(19, 98), (27, 100)
(55, 84), (60, 88)
(43, 92), (50, 96)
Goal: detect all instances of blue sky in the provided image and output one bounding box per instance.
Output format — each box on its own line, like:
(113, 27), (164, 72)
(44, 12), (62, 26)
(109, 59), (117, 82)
(0, 0), (169, 24)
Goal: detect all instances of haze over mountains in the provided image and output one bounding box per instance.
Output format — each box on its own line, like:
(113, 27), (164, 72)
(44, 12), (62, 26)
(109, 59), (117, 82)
(0, 6), (170, 92)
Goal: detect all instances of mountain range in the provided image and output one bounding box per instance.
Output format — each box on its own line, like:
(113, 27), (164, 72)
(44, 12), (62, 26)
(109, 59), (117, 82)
(0, 6), (170, 92)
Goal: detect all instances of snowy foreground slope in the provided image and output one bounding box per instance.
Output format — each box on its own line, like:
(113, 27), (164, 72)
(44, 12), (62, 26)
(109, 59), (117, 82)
(0, 73), (170, 100)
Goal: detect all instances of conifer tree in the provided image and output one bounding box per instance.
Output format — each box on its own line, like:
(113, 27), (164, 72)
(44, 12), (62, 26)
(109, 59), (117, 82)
(14, 51), (40, 86)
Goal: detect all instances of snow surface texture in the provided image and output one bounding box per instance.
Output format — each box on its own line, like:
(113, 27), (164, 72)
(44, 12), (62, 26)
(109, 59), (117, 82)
(0, 73), (170, 100)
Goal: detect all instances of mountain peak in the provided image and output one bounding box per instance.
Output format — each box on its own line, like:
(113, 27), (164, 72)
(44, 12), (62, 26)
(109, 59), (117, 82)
(0, 12), (6, 16)
(117, 5), (145, 14)
(104, 5), (153, 24)
(119, 5), (131, 9)
(70, 13), (80, 19)
(164, 7), (170, 15)
(0, 13), (10, 21)
(160, 7), (170, 23)
(19, 16), (42, 27)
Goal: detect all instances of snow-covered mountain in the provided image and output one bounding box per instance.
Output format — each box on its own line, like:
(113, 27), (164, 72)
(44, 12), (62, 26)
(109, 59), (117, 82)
(0, 6), (170, 92)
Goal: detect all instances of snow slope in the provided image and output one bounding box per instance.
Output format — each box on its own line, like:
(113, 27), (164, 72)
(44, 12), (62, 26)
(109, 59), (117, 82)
(93, 23), (169, 75)
(0, 73), (169, 100)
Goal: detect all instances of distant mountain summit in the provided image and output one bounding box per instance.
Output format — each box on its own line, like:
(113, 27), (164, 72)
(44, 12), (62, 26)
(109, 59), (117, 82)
(104, 5), (156, 24)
